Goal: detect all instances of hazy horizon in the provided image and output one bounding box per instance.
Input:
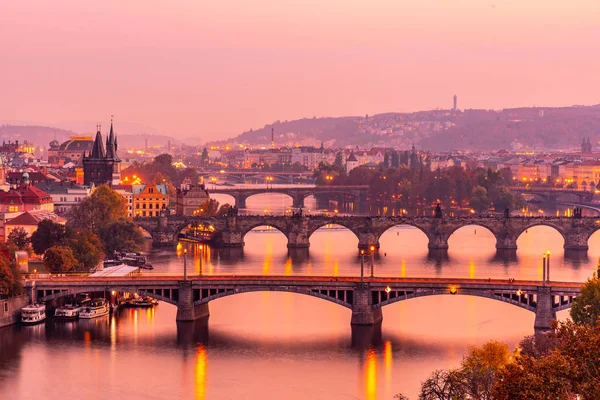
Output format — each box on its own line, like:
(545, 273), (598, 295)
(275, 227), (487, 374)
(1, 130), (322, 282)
(1, 1), (599, 141)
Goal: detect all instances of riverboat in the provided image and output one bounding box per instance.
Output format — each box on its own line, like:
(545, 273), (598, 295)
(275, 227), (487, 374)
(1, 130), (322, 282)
(79, 298), (110, 319)
(54, 303), (81, 320)
(21, 303), (47, 324)
(104, 251), (153, 270)
(126, 296), (157, 308)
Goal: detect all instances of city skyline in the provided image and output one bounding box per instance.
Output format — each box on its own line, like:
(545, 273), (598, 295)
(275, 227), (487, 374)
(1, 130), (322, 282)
(1, 1), (599, 140)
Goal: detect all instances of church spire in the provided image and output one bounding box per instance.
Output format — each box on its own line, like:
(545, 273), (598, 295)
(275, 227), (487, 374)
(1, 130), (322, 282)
(105, 116), (120, 161)
(90, 125), (106, 159)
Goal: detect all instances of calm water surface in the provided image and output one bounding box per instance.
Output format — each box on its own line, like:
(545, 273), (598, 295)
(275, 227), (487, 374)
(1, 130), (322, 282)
(1, 194), (598, 400)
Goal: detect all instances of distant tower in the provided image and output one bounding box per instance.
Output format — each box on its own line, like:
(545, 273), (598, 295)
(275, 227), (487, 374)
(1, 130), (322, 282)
(168, 140), (171, 153)
(145, 138), (148, 151)
(582, 137), (593, 154)
(453, 95), (458, 111)
(271, 127), (275, 149)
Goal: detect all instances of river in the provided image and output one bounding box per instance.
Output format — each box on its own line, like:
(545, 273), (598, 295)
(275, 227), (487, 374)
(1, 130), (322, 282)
(1, 193), (598, 399)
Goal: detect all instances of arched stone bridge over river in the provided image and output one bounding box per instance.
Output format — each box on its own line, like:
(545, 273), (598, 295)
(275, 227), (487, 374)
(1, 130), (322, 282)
(25, 276), (582, 332)
(138, 215), (600, 254)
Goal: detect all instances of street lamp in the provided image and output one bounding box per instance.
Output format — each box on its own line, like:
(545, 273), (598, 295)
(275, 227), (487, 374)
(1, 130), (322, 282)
(326, 175), (333, 184)
(369, 245), (376, 278)
(183, 249), (188, 281)
(546, 250), (551, 282)
(360, 249), (365, 283)
(542, 253), (547, 286)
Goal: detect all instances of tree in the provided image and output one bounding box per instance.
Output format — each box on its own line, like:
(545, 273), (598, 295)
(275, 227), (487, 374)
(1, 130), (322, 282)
(201, 148), (209, 167)
(0, 256), (14, 296)
(469, 186), (490, 213)
(7, 228), (30, 250)
(493, 321), (600, 399)
(67, 231), (105, 272)
(43, 246), (78, 273)
(334, 152), (344, 169)
(570, 273), (600, 326)
(418, 369), (466, 400)
(30, 220), (69, 255)
(460, 341), (512, 400)
(98, 221), (145, 255)
(195, 199), (221, 216)
(69, 185), (128, 232)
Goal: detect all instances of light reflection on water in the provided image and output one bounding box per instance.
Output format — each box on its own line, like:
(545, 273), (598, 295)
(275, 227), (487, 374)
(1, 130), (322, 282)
(2, 197), (600, 399)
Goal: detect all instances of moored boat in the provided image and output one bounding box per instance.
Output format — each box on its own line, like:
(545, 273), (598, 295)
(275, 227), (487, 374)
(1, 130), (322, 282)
(54, 303), (81, 320)
(127, 296), (155, 308)
(104, 251), (153, 270)
(79, 298), (110, 319)
(21, 303), (47, 324)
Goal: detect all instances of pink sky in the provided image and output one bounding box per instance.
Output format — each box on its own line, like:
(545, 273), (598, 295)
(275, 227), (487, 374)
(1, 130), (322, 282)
(1, 0), (599, 141)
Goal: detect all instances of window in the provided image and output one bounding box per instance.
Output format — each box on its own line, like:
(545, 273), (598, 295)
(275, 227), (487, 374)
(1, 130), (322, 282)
(142, 204), (146, 209)
(142, 211), (146, 217)
(136, 204), (139, 209)
(8, 206), (18, 212)
(3, 303), (8, 313)
(149, 203), (153, 209)
(149, 188), (154, 194)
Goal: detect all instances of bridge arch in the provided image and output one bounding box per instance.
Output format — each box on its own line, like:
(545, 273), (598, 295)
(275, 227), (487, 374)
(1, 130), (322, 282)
(244, 191), (294, 204)
(241, 222), (290, 240)
(36, 287), (179, 307)
(192, 286), (353, 309)
(306, 220), (362, 242)
(515, 222), (567, 244)
(377, 222), (434, 243)
(375, 289), (536, 312)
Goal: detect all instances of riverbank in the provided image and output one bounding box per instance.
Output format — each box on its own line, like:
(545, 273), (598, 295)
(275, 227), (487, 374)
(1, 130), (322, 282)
(0, 295), (29, 328)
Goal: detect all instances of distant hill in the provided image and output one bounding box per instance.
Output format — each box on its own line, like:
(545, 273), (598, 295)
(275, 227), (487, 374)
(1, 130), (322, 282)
(0, 125), (75, 145)
(0, 124), (182, 149)
(211, 105), (600, 151)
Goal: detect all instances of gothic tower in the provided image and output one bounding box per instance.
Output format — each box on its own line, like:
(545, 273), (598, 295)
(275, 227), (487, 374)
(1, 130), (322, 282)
(83, 120), (121, 187)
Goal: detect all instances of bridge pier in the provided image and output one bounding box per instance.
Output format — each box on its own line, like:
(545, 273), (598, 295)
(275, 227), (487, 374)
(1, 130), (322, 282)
(358, 233), (380, 253)
(176, 281), (210, 322)
(291, 194), (305, 209)
(351, 286), (383, 325)
(427, 233), (448, 250)
(534, 287), (556, 332)
(495, 235), (517, 251)
(221, 230), (244, 247)
(233, 195), (247, 209)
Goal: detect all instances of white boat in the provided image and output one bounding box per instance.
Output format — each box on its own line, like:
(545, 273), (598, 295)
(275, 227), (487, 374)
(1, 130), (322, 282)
(79, 298), (110, 319)
(21, 303), (47, 324)
(54, 303), (82, 320)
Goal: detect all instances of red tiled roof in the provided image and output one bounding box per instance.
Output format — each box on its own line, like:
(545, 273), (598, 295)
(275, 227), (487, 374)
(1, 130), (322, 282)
(0, 184), (52, 205)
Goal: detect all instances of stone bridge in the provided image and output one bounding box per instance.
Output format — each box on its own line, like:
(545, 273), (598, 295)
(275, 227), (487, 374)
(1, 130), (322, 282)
(509, 186), (594, 203)
(24, 276), (582, 332)
(137, 214), (600, 254)
(208, 185), (369, 209)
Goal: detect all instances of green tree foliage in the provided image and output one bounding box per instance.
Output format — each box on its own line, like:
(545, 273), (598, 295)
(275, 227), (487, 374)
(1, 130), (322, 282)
(30, 220), (69, 255)
(570, 273), (600, 326)
(66, 231), (105, 272)
(98, 221), (145, 255)
(469, 186), (490, 213)
(43, 246), (78, 273)
(7, 227), (30, 250)
(69, 185), (128, 233)
(334, 152), (344, 169)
